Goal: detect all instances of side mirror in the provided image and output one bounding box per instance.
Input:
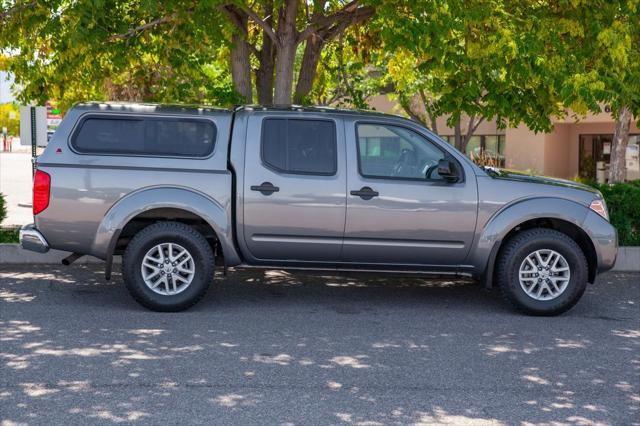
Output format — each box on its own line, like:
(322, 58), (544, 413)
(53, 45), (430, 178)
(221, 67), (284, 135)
(437, 159), (458, 182)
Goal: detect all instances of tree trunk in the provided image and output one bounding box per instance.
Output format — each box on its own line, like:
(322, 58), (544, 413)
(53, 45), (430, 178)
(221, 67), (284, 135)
(417, 90), (438, 134)
(609, 105), (632, 183)
(294, 34), (323, 104)
(256, 48), (275, 105)
(429, 115), (438, 135)
(255, 1), (275, 105)
(273, 0), (299, 105)
(454, 120), (463, 153)
(230, 32), (252, 103)
(274, 45), (296, 105)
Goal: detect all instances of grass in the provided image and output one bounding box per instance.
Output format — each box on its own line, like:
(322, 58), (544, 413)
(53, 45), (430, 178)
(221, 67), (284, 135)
(0, 227), (19, 243)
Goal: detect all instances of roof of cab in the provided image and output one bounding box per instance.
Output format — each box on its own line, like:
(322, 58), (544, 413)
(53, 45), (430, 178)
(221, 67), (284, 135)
(72, 101), (413, 122)
(72, 102), (231, 116)
(236, 104), (407, 119)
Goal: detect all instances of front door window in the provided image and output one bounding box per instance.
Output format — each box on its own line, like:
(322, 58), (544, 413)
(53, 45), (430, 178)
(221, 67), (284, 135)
(357, 123), (446, 180)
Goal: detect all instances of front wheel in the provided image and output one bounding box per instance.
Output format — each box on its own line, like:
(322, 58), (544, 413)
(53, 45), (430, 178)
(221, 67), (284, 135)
(496, 228), (588, 316)
(122, 221), (215, 311)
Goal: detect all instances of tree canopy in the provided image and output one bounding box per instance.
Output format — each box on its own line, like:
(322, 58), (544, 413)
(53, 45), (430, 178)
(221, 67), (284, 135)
(374, 0), (569, 152)
(545, 0), (640, 182)
(1, 0), (638, 179)
(0, 0), (375, 108)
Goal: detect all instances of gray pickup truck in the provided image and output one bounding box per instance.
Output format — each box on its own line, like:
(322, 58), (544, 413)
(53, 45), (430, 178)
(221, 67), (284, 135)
(20, 103), (617, 315)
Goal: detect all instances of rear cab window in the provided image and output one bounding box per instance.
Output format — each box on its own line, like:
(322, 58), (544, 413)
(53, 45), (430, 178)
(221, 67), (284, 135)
(261, 118), (337, 175)
(71, 115), (216, 157)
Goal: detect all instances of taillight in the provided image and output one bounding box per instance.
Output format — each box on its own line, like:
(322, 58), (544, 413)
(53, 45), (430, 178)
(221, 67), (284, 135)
(589, 199), (609, 221)
(33, 170), (51, 215)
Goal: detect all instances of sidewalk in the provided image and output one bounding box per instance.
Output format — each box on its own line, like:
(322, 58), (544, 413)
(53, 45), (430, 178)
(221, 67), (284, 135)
(0, 151), (34, 226)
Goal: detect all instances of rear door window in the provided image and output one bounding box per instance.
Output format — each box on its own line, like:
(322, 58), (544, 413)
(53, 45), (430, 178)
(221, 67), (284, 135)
(72, 115), (216, 157)
(261, 118), (337, 175)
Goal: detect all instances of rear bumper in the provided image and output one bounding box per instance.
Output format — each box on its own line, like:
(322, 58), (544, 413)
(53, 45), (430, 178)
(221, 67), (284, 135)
(19, 224), (50, 253)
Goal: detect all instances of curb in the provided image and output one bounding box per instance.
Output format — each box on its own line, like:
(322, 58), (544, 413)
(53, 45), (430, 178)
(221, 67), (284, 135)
(1, 244), (639, 272)
(612, 247), (640, 272)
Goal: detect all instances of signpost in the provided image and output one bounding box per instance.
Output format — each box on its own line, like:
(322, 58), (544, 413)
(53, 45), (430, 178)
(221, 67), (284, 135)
(19, 106), (47, 175)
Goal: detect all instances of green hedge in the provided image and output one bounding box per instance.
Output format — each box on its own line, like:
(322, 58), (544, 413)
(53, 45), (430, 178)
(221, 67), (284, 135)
(0, 227), (19, 243)
(0, 192), (6, 225)
(0, 193), (19, 243)
(588, 180), (640, 246)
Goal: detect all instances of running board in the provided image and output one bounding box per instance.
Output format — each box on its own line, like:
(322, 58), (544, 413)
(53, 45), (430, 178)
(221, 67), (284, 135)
(232, 264), (474, 278)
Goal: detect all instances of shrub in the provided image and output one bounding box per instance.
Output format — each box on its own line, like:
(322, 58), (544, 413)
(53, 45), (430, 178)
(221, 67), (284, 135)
(589, 180), (640, 246)
(0, 192), (6, 225)
(0, 227), (19, 243)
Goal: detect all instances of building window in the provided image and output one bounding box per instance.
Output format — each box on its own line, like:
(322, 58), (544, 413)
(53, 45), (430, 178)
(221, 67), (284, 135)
(441, 134), (506, 166)
(580, 133), (640, 182)
(628, 135), (640, 181)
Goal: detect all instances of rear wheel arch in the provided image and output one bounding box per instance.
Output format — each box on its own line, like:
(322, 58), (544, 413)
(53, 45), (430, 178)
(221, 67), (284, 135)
(115, 207), (220, 258)
(93, 187), (241, 279)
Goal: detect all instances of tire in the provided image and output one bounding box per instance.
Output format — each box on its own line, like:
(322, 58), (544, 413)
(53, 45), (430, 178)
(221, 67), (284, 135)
(122, 221), (214, 312)
(496, 228), (588, 316)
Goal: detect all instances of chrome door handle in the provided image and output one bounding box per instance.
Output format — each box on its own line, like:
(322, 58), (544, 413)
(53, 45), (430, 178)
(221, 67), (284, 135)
(350, 186), (379, 200)
(251, 182), (280, 196)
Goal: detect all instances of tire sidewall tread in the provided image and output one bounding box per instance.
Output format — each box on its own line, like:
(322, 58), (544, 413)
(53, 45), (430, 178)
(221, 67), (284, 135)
(496, 228), (588, 316)
(122, 221), (215, 312)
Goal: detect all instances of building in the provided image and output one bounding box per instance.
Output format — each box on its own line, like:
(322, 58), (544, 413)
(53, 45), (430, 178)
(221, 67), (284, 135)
(0, 72), (15, 104)
(369, 95), (640, 182)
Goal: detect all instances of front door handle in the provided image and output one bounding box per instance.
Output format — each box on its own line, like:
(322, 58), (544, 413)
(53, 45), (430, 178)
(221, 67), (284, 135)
(350, 186), (379, 200)
(251, 182), (280, 196)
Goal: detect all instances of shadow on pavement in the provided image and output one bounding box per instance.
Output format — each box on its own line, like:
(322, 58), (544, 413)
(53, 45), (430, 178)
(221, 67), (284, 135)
(1, 264), (638, 424)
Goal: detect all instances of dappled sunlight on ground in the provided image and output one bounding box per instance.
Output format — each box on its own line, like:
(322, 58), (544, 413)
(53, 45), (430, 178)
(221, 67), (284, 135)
(0, 265), (638, 424)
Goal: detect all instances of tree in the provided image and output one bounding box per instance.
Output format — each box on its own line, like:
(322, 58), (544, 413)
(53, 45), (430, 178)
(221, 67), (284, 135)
(0, 1), (243, 109)
(0, 102), (20, 136)
(305, 27), (381, 108)
(375, 0), (565, 154)
(548, 0), (640, 182)
(0, 0), (375, 107)
(203, 0), (375, 104)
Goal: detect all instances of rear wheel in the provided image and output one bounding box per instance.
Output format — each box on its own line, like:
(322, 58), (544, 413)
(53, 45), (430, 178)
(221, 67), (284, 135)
(496, 228), (588, 316)
(123, 221), (214, 311)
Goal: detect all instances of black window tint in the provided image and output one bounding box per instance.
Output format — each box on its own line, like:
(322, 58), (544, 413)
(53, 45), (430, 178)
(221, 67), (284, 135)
(146, 120), (215, 157)
(74, 118), (145, 154)
(262, 118), (337, 175)
(357, 123), (446, 180)
(262, 119), (288, 170)
(72, 116), (216, 157)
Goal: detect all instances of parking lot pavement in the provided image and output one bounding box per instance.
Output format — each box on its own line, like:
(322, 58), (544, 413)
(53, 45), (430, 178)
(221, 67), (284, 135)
(0, 266), (638, 425)
(0, 152), (34, 226)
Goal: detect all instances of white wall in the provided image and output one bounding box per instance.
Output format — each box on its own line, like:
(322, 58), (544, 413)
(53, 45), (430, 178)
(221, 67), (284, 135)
(0, 72), (15, 104)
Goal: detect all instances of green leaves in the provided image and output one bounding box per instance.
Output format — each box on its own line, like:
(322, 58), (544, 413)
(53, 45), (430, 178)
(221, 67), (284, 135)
(1, 0), (233, 108)
(376, 0), (565, 134)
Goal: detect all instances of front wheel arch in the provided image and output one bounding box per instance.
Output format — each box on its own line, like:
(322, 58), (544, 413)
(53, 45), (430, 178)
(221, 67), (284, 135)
(496, 227), (589, 315)
(488, 218), (597, 288)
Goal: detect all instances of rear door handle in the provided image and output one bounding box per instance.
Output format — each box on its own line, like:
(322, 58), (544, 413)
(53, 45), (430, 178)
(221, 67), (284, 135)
(251, 182), (280, 196)
(350, 186), (379, 200)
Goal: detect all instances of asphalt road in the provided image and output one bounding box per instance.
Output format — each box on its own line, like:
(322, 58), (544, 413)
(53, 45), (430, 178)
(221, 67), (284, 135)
(1, 265), (638, 425)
